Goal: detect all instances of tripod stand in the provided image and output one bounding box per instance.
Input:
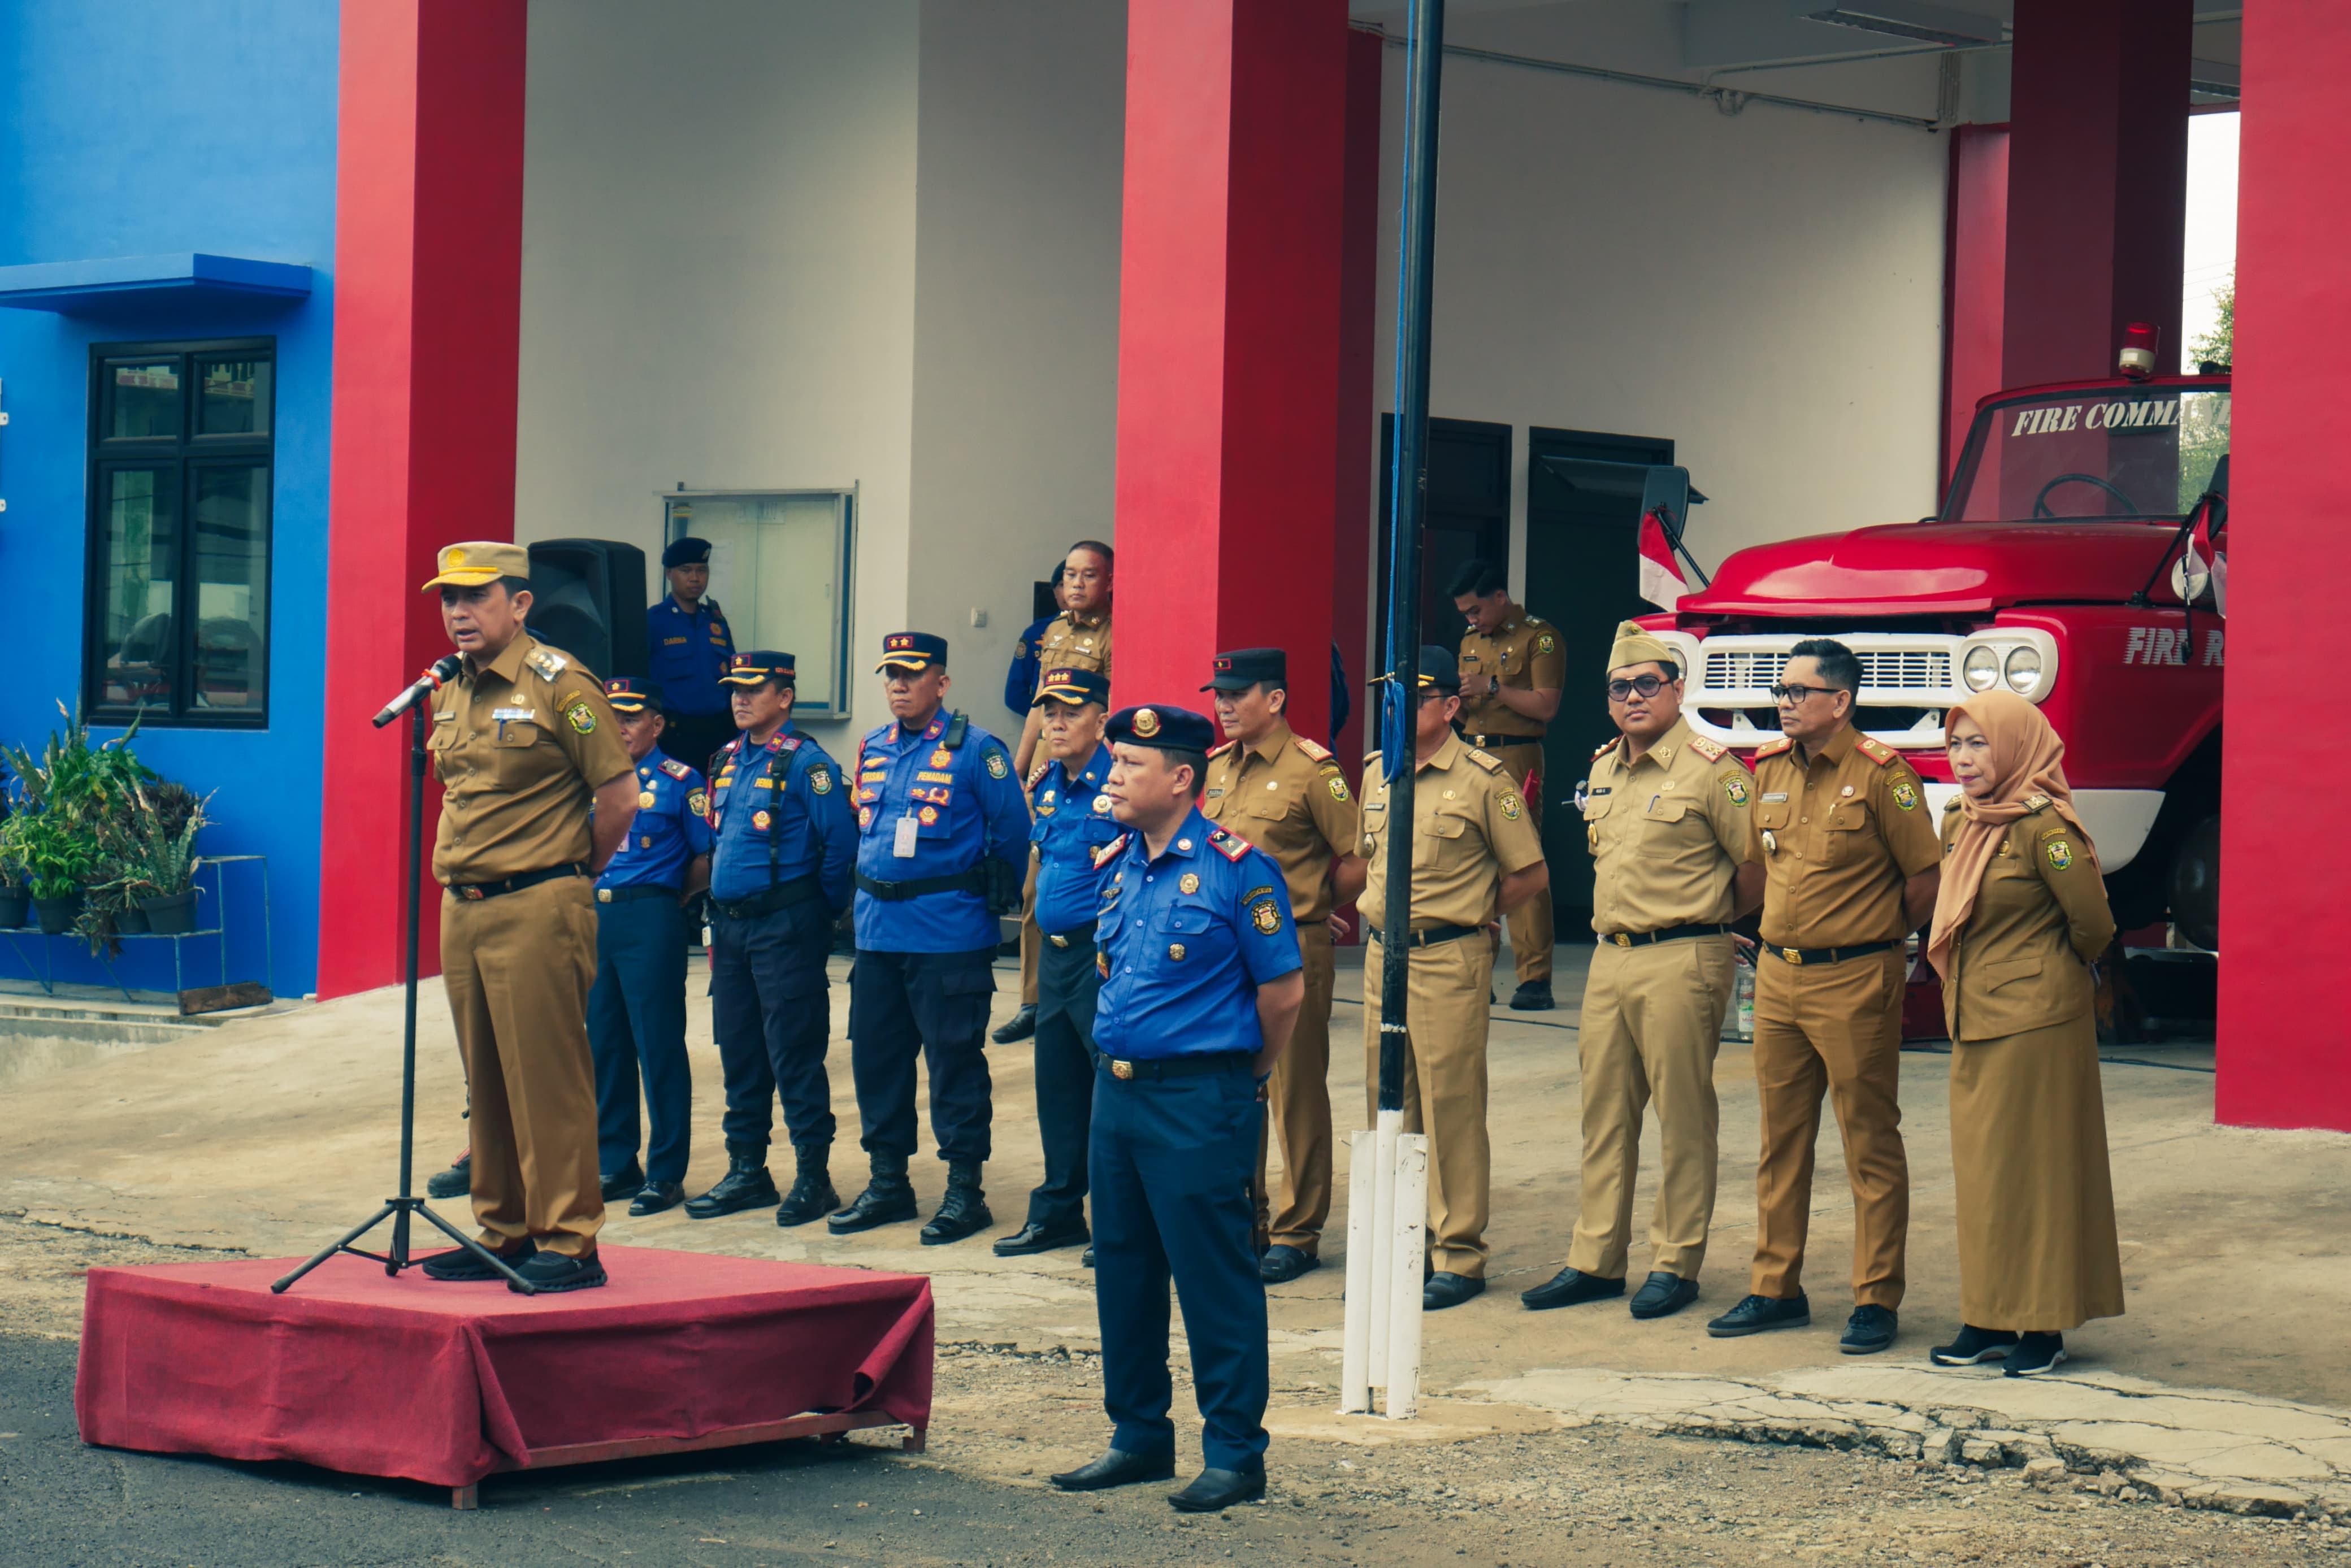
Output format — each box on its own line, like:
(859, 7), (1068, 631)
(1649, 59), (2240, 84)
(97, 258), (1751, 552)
(273, 688), (536, 1293)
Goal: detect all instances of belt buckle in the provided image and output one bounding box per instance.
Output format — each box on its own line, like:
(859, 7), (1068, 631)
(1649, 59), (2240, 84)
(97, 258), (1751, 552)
(596, 889), (613, 904)
(1049, 934), (1069, 948)
(1782, 946), (1803, 966)
(459, 885), (485, 901)
(1112, 1059), (1135, 1080)
(1613, 932), (1631, 948)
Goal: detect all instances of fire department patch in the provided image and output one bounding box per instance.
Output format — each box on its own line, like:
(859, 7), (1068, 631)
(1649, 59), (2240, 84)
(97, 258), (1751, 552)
(1251, 897), (1283, 935)
(858, 806), (874, 829)
(918, 805), (939, 826)
(689, 789), (708, 817)
(638, 790), (656, 810)
(1891, 779), (1920, 811)
(1535, 633), (1556, 655)
(984, 750), (1009, 780)
(1169, 942), (1187, 961)
(1723, 775), (1749, 806)
(2045, 838), (2074, 871)
(1499, 790), (1522, 820)
(810, 766), (833, 794)
(1179, 873), (1200, 894)
(752, 810), (771, 831)
(1328, 775), (1351, 802)
(563, 700), (597, 734)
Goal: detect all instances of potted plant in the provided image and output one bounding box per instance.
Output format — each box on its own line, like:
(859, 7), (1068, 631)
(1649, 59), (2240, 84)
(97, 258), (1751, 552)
(0, 815), (28, 929)
(15, 812), (98, 934)
(130, 783), (209, 936)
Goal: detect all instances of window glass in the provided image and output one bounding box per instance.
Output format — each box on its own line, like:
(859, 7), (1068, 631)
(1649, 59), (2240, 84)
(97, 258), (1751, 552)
(110, 361), (182, 439)
(198, 358), (272, 436)
(98, 468), (181, 709)
(668, 492), (852, 715)
(190, 465), (269, 710)
(1944, 388), (2231, 523)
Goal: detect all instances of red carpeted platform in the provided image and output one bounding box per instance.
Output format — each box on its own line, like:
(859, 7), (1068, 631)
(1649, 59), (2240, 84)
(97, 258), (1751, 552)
(76, 1245), (932, 1502)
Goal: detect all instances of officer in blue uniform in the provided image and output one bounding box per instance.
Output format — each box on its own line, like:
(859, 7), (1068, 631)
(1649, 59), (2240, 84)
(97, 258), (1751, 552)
(832, 632), (1030, 1244)
(648, 536), (737, 772)
(1002, 562), (1066, 723)
(994, 667), (1120, 1259)
(683, 651), (858, 1225)
(587, 678), (715, 1217)
(1049, 705), (1305, 1514)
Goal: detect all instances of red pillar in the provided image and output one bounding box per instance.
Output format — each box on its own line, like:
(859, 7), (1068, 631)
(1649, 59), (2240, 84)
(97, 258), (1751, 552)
(2216, 3), (2351, 1131)
(316, 0), (528, 998)
(1940, 124), (2007, 490)
(1112, 0), (1350, 738)
(2001, 0), (2190, 387)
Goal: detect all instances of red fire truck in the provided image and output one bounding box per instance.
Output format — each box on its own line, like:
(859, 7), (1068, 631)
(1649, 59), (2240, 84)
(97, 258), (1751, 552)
(1644, 370), (2228, 949)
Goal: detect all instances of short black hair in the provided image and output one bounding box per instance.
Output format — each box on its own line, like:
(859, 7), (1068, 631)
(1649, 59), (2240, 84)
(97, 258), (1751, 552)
(1788, 638), (1862, 696)
(1049, 561), (1067, 584)
(1069, 539), (1114, 568)
(1448, 558), (1507, 599)
(1159, 746), (1207, 791)
(497, 575), (532, 598)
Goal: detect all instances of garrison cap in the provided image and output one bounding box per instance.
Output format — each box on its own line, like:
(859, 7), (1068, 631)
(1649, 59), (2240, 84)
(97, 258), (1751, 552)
(1378, 645), (1460, 693)
(1107, 704), (1214, 754)
(1033, 667), (1112, 709)
(1607, 620), (1678, 674)
(1201, 647), (1286, 693)
(603, 677), (657, 714)
(421, 540), (528, 590)
(662, 536), (713, 569)
(875, 631), (948, 672)
(720, 651), (796, 687)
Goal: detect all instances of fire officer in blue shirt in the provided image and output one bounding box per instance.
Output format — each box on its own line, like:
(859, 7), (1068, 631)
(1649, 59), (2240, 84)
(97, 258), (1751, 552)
(682, 651), (857, 1226)
(647, 537), (737, 773)
(994, 667), (1120, 1260)
(588, 679), (715, 1217)
(831, 631), (1030, 1245)
(1049, 705), (1304, 1514)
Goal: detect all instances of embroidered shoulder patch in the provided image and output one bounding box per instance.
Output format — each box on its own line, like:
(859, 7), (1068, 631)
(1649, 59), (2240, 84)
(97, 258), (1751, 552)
(688, 788), (709, 818)
(1090, 833), (1129, 868)
(1687, 736), (1727, 762)
(984, 748), (1010, 780)
(563, 698), (597, 735)
(1534, 632), (1557, 655)
(1465, 748), (1506, 776)
(1327, 774), (1351, 802)
(1207, 828), (1252, 862)
(809, 765), (834, 794)
(1499, 790), (1523, 820)
(1722, 774), (1750, 806)
(2045, 838), (2074, 871)
(1889, 778), (1919, 811)
(1251, 897), (1283, 935)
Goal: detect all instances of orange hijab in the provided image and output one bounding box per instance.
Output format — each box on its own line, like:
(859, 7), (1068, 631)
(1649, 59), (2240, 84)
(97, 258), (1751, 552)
(1924, 690), (2096, 983)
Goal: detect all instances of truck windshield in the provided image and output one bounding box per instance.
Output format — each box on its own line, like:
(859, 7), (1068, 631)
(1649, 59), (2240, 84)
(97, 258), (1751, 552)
(1942, 385), (2229, 523)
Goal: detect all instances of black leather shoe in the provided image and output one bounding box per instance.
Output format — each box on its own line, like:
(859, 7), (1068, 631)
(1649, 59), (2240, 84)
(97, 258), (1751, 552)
(1508, 980), (1555, 1011)
(684, 1145), (779, 1219)
(628, 1180), (686, 1217)
(829, 1155), (919, 1234)
(1259, 1245), (1318, 1284)
(1520, 1267), (1624, 1311)
(922, 1161), (994, 1245)
(507, 1249), (608, 1295)
(1931, 1324), (2018, 1366)
(1049, 1449), (1176, 1491)
(1170, 1468), (1265, 1511)
(1841, 1304), (1898, 1355)
(775, 1143), (839, 1228)
(1630, 1270), (1701, 1320)
(599, 1162), (645, 1202)
(420, 1240), (532, 1282)
(1706, 1292), (1810, 1337)
(994, 1217), (1088, 1257)
(991, 1004), (1039, 1044)
(2003, 1332), (2067, 1377)
(1422, 1271), (1485, 1310)
(425, 1152), (471, 1200)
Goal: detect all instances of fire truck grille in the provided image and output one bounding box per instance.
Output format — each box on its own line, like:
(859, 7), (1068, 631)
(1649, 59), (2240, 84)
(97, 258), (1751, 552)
(1702, 647), (1952, 694)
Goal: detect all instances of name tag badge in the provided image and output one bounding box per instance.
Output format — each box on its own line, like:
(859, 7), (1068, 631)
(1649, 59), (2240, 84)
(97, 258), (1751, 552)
(893, 814), (921, 858)
(1762, 792), (1789, 803)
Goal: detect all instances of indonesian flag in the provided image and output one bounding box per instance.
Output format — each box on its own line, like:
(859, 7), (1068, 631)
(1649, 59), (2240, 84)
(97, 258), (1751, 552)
(2184, 502), (2228, 616)
(1638, 508), (1689, 611)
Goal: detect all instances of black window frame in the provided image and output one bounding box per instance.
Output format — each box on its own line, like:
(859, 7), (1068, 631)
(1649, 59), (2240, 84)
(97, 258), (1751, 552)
(84, 337), (276, 728)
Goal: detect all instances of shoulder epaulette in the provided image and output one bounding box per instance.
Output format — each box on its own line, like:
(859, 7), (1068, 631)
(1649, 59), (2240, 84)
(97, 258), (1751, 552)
(943, 711), (970, 749)
(1465, 748), (1507, 776)
(1294, 737), (1334, 764)
(2023, 792), (2052, 814)
(660, 757), (692, 780)
(1025, 759), (1052, 789)
(1855, 737), (1899, 767)
(1591, 736), (1620, 761)
(1754, 737), (1795, 759)
(1208, 740), (1237, 759)
(1363, 750), (1382, 767)
(1942, 796), (1964, 813)
(1090, 833), (1129, 868)
(1686, 736), (1727, 762)
(526, 646), (569, 681)
(704, 597), (723, 618)
(1207, 827), (1252, 862)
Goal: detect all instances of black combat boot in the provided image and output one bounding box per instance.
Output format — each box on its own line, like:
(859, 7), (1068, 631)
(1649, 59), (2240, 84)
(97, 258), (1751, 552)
(775, 1142), (840, 1228)
(827, 1151), (919, 1234)
(921, 1161), (994, 1246)
(683, 1141), (779, 1219)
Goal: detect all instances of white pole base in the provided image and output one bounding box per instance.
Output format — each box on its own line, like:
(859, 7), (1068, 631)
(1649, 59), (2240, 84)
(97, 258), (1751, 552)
(1337, 1111), (1423, 1421)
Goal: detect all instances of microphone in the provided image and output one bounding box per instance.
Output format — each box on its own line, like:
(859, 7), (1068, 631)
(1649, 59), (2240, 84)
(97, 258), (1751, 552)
(373, 655), (464, 729)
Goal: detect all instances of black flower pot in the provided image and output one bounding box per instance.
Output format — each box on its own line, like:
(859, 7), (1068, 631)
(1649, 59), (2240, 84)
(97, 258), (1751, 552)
(0, 887), (27, 928)
(114, 903), (151, 935)
(141, 888), (200, 936)
(33, 892), (85, 936)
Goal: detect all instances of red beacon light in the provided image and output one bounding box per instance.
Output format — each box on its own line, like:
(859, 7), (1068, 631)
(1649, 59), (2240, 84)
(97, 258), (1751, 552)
(2118, 322), (2159, 380)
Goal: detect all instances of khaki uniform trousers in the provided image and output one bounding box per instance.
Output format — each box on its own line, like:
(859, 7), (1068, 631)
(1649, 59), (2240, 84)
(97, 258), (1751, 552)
(1255, 922), (1336, 1252)
(441, 876), (605, 1258)
(1017, 861), (1040, 1008)
(1568, 935), (1733, 1281)
(1750, 947), (1908, 1307)
(1361, 934), (1495, 1278)
(1482, 741), (1552, 986)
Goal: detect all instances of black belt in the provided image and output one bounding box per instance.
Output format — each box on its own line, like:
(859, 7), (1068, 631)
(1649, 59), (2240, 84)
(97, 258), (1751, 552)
(1602, 922), (1729, 948)
(712, 875), (826, 922)
(1761, 939), (1897, 967)
(1464, 733), (1542, 750)
(1046, 921), (1097, 948)
(448, 863), (587, 901)
(855, 868), (984, 902)
(1092, 1048), (1253, 1081)
(596, 884), (679, 905)
(1371, 922), (1483, 949)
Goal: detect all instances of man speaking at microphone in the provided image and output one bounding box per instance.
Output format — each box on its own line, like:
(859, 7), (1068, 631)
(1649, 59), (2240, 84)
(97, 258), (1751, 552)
(417, 541), (638, 1293)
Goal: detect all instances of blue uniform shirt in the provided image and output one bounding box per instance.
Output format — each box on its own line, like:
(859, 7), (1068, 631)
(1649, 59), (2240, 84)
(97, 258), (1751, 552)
(597, 754), (715, 892)
(852, 709), (1030, 953)
(647, 596), (736, 718)
(1004, 613), (1056, 719)
(1030, 742), (1122, 936)
(1092, 808), (1303, 1061)
(708, 727), (856, 909)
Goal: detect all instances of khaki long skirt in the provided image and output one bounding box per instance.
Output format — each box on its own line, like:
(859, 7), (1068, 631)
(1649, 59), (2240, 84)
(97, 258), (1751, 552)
(1949, 1018), (2124, 1332)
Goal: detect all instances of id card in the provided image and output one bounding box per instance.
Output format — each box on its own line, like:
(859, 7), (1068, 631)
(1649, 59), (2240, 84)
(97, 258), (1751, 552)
(893, 814), (921, 858)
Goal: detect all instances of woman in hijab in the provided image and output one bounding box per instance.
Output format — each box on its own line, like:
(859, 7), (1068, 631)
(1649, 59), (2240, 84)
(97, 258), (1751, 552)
(1925, 689), (2122, 1376)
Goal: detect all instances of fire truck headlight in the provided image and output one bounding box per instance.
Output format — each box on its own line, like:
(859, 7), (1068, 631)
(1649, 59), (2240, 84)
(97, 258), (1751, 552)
(1963, 646), (2000, 692)
(2003, 645), (2044, 696)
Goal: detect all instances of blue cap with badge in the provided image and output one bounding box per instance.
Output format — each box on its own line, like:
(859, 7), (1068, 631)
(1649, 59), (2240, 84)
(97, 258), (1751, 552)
(1033, 667), (1111, 709)
(1106, 704), (1215, 753)
(719, 651), (795, 687)
(876, 631), (949, 672)
(604, 677), (658, 714)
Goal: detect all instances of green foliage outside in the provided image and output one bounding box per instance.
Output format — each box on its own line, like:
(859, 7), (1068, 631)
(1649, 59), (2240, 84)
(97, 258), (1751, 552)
(2192, 275), (2234, 368)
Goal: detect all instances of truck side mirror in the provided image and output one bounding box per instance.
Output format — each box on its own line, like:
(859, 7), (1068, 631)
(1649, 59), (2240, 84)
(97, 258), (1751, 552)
(1638, 466), (1697, 547)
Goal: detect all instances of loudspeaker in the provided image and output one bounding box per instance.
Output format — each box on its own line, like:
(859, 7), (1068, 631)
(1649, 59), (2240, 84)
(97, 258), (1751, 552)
(526, 538), (649, 682)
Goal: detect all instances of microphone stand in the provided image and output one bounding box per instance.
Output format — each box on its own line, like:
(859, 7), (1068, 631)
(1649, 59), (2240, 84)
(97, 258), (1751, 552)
(273, 683), (536, 1293)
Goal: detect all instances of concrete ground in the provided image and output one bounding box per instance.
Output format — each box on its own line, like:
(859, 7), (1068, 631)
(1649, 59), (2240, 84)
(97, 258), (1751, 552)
(4, 941), (2349, 1550)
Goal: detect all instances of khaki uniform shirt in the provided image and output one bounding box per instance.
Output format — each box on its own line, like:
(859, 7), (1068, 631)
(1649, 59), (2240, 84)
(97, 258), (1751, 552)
(428, 634), (633, 884)
(1357, 732), (1546, 931)
(1583, 716), (1756, 935)
(1200, 722), (1359, 924)
(1937, 801), (2115, 1042)
(1456, 603), (1565, 741)
(1034, 609), (1112, 696)
(1748, 726), (1941, 949)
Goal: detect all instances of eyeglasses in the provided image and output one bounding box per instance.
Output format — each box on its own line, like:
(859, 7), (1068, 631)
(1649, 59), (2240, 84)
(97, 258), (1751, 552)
(1605, 675), (1668, 701)
(1770, 683), (1836, 704)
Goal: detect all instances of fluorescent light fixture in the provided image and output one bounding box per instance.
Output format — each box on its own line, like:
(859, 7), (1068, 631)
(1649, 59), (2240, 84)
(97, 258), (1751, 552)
(1795, 1), (2005, 47)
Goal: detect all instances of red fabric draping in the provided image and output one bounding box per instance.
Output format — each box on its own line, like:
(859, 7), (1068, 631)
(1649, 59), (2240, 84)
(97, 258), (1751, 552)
(75, 1246), (934, 1488)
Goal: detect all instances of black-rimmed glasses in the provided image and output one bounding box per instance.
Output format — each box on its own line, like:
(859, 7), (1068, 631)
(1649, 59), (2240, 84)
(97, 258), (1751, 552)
(1770, 683), (1835, 703)
(1605, 675), (1668, 701)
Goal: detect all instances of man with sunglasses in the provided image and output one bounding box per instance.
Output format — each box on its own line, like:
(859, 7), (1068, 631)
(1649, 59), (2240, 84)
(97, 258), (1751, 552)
(1522, 623), (1761, 1321)
(1707, 639), (1941, 1355)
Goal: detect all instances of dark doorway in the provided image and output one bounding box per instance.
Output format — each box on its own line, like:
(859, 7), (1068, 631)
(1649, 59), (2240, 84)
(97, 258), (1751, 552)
(1525, 425), (1675, 938)
(1377, 416), (1511, 661)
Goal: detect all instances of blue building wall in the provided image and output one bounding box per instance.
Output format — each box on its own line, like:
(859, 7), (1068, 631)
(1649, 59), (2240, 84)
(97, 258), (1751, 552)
(0, 1), (338, 996)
